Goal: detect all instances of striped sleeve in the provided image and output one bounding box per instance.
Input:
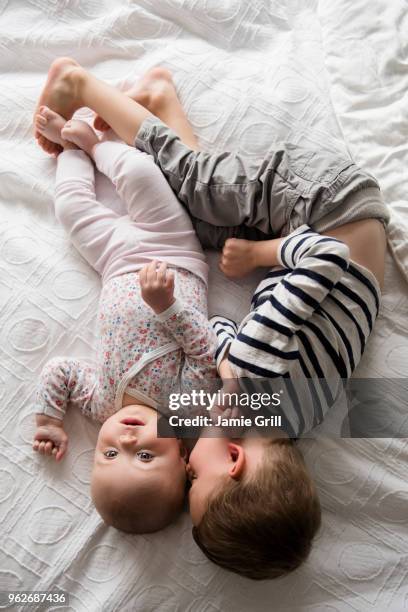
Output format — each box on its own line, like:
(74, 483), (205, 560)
(210, 316), (238, 368)
(228, 225), (350, 377)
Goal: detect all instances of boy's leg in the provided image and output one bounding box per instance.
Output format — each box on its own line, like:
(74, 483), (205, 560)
(94, 68), (199, 151)
(39, 59), (383, 244)
(92, 68), (269, 248)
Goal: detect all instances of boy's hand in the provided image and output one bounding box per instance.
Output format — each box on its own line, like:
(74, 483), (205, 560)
(33, 415), (68, 462)
(219, 238), (258, 278)
(140, 260), (175, 314)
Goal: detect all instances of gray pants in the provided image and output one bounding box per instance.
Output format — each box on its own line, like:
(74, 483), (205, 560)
(135, 116), (389, 249)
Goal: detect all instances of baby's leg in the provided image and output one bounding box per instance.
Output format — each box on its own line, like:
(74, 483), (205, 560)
(90, 140), (208, 282)
(93, 140), (198, 231)
(55, 146), (121, 277)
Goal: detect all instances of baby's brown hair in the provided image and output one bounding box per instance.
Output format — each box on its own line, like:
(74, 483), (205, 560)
(192, 439), (321, 580)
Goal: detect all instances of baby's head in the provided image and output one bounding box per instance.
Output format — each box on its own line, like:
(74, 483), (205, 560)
(91, 404), (187, 533)
(188, 434), (321, 579)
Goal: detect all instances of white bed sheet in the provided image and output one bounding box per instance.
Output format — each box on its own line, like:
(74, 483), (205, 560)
(0, 1), (407, 611)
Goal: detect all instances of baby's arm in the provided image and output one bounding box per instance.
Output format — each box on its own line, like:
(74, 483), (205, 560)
(33, 357), (97, 461)
(140, 261), (217, 380)
(157, 304), (217, 381)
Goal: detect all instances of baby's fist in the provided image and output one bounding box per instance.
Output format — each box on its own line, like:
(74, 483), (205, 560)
(140, 260), (175, 314)
(33, 415), (68, 462)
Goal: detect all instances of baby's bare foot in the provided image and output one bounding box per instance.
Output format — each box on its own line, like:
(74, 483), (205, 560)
(35, 106), (67, 147)
(219, 239), (259, 278)
(61, 120), (99, 155)
(94, 67), (175, 131)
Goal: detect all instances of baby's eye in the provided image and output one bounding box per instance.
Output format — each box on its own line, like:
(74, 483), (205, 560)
(136, 451), (154, 462)
(104, 449), (118, 459)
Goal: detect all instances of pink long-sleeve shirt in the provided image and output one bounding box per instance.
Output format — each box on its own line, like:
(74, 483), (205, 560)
(35, 268), (217, 423)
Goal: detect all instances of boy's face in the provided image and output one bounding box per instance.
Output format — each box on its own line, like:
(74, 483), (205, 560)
(187, 434), (266, 525)
(92, 404), (186, 499)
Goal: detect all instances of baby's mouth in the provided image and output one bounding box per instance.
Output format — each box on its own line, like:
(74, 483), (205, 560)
(120, 418), (145, 426)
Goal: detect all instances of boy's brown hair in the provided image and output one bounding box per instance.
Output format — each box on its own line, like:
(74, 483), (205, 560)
(192, 438), (321, 580)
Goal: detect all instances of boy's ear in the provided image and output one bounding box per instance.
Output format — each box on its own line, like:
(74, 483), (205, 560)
(227, 443), (245, 480)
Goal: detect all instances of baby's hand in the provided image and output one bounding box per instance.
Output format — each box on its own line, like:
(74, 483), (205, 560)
(33, 415), (68, 462)
(140, 260), (175, 314)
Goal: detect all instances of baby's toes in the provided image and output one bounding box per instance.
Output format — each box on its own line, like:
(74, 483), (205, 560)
(44, 441), (54, 456)
(42, 106), (57, 121)
(35, 114), (47, 127)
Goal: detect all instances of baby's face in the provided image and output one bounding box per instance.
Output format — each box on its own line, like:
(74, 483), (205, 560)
(92, 404), (186, 498)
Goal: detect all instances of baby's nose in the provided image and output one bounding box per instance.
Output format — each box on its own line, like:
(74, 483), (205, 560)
(119, 434), (138, 446)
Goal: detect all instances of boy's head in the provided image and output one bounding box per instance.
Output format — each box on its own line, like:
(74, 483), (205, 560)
(91, 404), (186, 533)
(188, 434), (321, 579)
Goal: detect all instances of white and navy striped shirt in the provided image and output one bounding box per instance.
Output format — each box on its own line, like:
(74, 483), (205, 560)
(211, 225), (381, 436)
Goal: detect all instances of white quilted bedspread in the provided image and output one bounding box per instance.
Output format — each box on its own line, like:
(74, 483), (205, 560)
(0, 1), (407, 611)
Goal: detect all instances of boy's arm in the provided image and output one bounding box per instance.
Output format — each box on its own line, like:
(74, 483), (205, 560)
(210, 316), (238, 373)
(33, 357), (97, 461)
(228, 225), (350, 377)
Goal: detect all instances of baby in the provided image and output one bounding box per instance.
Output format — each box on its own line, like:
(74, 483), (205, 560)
(33, 110), (217, 533)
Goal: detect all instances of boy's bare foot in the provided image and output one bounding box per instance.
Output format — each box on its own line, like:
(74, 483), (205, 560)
(61, 119), (99, 155)
(34, 57), (84, 154)
(35, 106), (67, 147)
(94, 67), (175, 131)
